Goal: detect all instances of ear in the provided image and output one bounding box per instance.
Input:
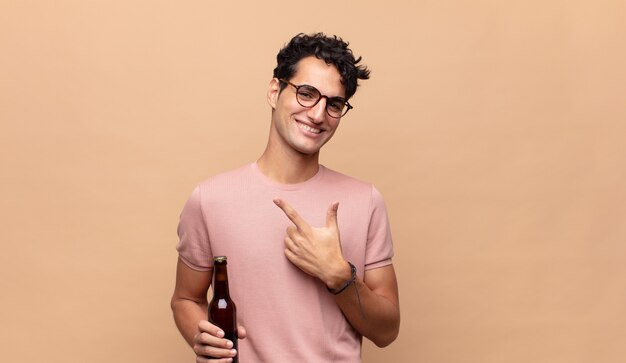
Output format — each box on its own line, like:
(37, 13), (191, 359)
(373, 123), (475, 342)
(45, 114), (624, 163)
(267, 78), (281, 109)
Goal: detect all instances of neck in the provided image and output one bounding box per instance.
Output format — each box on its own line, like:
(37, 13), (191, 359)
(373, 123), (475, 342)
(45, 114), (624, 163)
(257, 142), (320, 185)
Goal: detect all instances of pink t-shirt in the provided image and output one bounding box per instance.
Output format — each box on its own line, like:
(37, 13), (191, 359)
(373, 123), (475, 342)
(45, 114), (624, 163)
(177, 163), (394, 362)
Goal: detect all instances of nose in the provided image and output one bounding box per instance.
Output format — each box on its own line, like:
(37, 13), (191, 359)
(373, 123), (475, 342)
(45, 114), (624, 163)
(306, 97), (327, 124)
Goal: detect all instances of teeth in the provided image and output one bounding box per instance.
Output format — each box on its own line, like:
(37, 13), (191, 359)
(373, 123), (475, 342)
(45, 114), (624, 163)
(298, 122), (322, 134)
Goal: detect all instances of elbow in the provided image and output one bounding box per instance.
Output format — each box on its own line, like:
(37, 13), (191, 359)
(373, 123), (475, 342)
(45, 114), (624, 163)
(170, 294), (180, 313)
(171, 294), (208, 315)
(170, 296), (181, 318)
(170, 295), (189, 315)
(372, 327), (399, 348)
(370, 319), (400, 348)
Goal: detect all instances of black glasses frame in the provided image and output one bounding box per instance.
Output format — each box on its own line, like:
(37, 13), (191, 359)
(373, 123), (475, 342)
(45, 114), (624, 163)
(278, 79), (353, 118)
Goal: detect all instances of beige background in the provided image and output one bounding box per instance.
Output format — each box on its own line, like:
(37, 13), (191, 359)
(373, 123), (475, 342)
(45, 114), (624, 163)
(1, 1), (625, 362)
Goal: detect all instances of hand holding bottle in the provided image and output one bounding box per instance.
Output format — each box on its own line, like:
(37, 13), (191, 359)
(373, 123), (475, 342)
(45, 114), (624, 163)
(193, 320), (247, 362)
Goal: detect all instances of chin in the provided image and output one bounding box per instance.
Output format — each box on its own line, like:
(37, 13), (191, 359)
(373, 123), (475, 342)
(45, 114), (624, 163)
(295, 147), (321, 157)
(289, 139), (324, 156)
(292, 143), (323, 156)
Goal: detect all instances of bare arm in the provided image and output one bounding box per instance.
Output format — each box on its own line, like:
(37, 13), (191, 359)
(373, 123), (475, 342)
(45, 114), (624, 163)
(332, 264), (400, 347)
(273, 198), (400, 347)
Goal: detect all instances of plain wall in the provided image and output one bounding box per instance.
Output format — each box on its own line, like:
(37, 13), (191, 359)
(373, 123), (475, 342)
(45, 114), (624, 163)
(1, 1), (625, 362)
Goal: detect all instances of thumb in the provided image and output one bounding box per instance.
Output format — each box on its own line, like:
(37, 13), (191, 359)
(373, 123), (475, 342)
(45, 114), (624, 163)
(326, 201), (339, 229)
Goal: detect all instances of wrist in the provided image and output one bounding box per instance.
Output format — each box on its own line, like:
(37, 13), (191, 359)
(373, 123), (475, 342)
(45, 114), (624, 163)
(326, 261), (356, 295)
(322, 259), (350, 289)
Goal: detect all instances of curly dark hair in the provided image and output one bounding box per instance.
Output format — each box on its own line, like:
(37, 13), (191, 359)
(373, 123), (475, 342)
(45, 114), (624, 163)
(273, 33), (370, 100)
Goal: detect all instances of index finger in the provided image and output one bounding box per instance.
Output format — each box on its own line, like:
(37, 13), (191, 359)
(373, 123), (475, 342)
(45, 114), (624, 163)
(273, 198), (310, 231)
(198, 320), (225, 337)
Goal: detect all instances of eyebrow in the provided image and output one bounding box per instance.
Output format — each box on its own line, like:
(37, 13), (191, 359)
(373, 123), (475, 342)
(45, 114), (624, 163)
(298, 83), (346, 100)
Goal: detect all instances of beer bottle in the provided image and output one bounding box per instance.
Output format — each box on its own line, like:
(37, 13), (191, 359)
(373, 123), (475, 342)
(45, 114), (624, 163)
(208, 256), (238, 362)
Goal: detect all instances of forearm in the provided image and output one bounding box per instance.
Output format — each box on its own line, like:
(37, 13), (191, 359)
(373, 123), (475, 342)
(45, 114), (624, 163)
(171, 297), (208, 347)
(334, 276), (400, 347)
(324, 263), (400, 347)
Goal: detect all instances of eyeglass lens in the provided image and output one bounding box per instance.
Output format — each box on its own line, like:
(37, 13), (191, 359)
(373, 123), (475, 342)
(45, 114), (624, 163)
(295, 85), (348, 118)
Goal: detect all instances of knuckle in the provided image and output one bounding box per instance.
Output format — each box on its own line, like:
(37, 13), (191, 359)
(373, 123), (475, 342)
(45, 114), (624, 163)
(199, 332), (209, 342)
(194, 344), (211, 358)
(194, 332), (203, 343)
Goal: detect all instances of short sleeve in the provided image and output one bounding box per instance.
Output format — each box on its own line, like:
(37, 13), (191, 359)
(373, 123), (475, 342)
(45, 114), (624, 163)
(176, 186), (213, 271)
(364, 186), (394, 270)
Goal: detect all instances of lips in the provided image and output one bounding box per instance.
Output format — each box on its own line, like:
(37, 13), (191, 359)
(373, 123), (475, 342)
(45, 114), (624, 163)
(296, 120), (323, 135)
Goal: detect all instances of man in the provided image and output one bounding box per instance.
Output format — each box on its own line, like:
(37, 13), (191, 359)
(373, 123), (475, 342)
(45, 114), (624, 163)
(171, 33), (400, 362)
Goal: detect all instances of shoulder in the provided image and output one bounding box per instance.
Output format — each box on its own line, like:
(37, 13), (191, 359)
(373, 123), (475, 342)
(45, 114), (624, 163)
(321, 166), (383, 198)
(196, 163), (255, 190)
(321, 167), (390, 220)
(322, 166), (369, 187)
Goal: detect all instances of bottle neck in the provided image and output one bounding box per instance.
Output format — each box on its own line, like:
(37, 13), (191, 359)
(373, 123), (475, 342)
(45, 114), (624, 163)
(213, 262), (230, 297)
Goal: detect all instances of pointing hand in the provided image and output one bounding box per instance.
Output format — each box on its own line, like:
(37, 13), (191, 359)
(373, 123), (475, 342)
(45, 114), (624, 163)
(273, 198), (350, 289)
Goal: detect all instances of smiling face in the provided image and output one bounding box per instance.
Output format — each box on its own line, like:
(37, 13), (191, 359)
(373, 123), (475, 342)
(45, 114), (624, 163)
(267, 56), (345, 158)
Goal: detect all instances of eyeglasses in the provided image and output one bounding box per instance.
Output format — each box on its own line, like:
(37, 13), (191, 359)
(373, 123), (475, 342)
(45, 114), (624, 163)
(279, 79), (353, 118)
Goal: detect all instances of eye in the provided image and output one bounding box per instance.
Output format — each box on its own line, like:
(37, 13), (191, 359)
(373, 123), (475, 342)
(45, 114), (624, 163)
(298, 86), (319, 100)
(327, 99), (345, 112)
(299, 91), (315, 99)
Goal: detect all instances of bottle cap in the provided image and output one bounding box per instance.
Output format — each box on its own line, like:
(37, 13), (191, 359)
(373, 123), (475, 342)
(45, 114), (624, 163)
(214, 256), (228, 263)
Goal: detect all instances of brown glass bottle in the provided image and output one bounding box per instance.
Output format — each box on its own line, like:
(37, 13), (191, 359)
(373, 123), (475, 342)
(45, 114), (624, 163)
(208, 256), (238, 362)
